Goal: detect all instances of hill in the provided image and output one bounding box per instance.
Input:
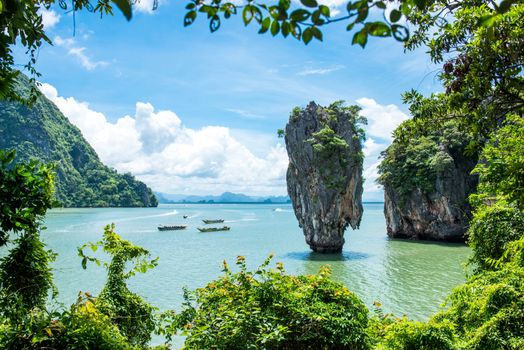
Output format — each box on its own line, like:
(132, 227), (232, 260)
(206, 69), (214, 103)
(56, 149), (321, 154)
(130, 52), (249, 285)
(0, 74), (157, 207)
(156, 191), (291, 204)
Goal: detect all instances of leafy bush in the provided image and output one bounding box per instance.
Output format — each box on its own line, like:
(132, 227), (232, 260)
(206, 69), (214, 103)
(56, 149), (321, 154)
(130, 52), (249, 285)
(50, 292), (137, 350)
(79, 224), (159, 347)
(433, 265), (524, 350)
(174, 256), (371, 349)
(381, 318), (455, 350)
(0, 149), (55, 245)
(467, 202), (524, 271)
(0, 233), (56, 319)
(472, 114), (524, 209)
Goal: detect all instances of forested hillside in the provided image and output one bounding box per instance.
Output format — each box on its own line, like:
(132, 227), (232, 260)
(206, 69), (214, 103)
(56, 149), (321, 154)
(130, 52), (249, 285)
(0, 75), (157, 207)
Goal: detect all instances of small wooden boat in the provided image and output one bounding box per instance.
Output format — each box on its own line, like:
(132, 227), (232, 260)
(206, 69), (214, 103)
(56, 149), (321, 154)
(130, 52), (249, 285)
(158, 225), (187, 231)
(197, 226), (230, 232)
(202, 219), (224, 224)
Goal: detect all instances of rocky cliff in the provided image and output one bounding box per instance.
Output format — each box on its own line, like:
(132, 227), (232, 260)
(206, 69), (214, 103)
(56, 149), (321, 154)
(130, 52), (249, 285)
(379, 120), (478, 241)
(0, 74), (158, 208)
(285, 102), (365, 253)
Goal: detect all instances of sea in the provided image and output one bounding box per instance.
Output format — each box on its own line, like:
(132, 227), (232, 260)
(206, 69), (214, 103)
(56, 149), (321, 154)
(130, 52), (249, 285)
(38, 203), (469, 345)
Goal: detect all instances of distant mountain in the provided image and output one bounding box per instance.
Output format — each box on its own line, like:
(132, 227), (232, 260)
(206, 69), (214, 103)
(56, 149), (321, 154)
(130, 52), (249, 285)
(155, 191), (291, 204)
(0, 74), (158, 207)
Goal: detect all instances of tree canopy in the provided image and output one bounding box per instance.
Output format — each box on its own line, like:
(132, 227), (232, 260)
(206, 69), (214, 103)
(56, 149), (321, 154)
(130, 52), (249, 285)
(1, 0), (520, 103)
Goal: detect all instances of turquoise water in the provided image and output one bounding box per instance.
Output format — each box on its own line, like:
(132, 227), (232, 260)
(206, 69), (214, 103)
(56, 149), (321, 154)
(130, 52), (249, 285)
(40, 203), (470, 324)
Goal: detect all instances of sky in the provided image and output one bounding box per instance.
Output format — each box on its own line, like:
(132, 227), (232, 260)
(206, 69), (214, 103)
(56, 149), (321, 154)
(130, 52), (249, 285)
(17, 1), (442, 201)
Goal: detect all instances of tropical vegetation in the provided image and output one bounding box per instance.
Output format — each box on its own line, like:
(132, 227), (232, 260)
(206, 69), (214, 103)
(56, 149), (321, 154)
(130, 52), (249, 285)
(0, 74), (158, 207)
(0, 0), (522, 349)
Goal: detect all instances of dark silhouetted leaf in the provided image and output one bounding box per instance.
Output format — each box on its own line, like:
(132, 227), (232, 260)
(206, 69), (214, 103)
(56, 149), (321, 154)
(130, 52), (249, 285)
(390, 9), (401, 23)
(184, 11), (197, 26)
(112, 0), (132, 21)
(300, 0), (318, 9)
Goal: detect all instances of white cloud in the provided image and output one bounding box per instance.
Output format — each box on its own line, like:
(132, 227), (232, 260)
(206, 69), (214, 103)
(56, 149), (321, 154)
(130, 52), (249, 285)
(134, 0), (159, 14)
(38, 83), (409, 200)
(39, 8), (60, 29)
(362, 138), (382, 157)
(363, 161), (382, 195)
(357, 97), (409, 141)
(54, 36), (109, 70)
(317, 0), (347, 16)
(39, 83), (288, 196)
(297, 64), (345, 76)
(357, 97), (410, 201)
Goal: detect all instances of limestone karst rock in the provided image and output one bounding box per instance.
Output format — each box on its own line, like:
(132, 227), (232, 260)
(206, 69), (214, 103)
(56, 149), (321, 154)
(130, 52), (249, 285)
(285, 101), (365, 253)
(383, 148), (478, 241)
(378, 120), (478, 241)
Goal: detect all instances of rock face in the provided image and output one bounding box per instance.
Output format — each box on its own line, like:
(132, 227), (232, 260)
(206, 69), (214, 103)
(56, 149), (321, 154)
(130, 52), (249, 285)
(285, 102), (364, 253)
(384, 146), (478, 242)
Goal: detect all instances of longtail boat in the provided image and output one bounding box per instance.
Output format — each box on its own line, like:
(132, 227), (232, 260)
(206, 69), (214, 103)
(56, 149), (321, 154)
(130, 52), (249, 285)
(158, 225), (187, 231)
(197, 226), (230, 232)
(202, 219), (224, 224)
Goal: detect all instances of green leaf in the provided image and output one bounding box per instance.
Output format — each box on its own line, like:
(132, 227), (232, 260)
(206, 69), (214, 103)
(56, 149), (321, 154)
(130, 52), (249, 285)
(184, 11), (197, 26)
(319, 5), (330, 17)
(302, 27), (313, 44)
(356, 6), (368, 22)
(391, 24), (409, 41)
(390, 9), (401, 23)
(367, 22), (391, 37)
(243, 6), (254, 25)
(0, 0), (3, 14)
(300, 0), (318, 8)
(375, 1), (386, 10)
(112, 0), (132, 21)
(281, 21), (291, 37)
(210, 15), (221, 32)
(290, 9), (310, 22)
(352, 29), (368, 48)
(311, 26), (323, 41)
(478, 14), (497, 27)
(259, 17), (271, 33)
(311, 10), (325, 25)
(270, 20), (280, 36)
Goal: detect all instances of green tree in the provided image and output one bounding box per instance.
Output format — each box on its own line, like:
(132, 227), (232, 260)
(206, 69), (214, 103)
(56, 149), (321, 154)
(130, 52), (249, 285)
(403, 2), (523, 145)
(78, 224), (159, 347)
(0, 149), (57, 346)
(173, 255), (371, 349)
(0, 0), (133, 102)
(471, 115), (524, 209)
(2, 0), (519, 103)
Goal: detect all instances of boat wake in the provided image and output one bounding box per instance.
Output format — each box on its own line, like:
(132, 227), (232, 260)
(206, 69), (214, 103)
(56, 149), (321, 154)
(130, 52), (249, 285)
(113, 210), (179, 223)
(225, 218), (258, 223)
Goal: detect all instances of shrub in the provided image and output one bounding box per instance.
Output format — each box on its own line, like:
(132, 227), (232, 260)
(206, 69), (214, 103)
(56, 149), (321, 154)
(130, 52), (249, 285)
(79, 224), (159, 347)
(174, 256), (371, 349)
(433, 266), (524, 350)
(381, 318), (455, 350)
(467, 202), (524, 271)
(472, 114), (524, 209)
(50, 292), (137, 350)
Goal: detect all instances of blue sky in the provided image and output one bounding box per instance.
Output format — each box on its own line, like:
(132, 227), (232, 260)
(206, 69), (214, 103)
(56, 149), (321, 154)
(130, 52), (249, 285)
(19, 1), (442, 200)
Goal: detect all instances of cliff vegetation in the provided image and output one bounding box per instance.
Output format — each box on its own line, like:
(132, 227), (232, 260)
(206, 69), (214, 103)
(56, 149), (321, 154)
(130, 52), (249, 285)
(285, 101), (365, 252)
(0, 75), (157, 208)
